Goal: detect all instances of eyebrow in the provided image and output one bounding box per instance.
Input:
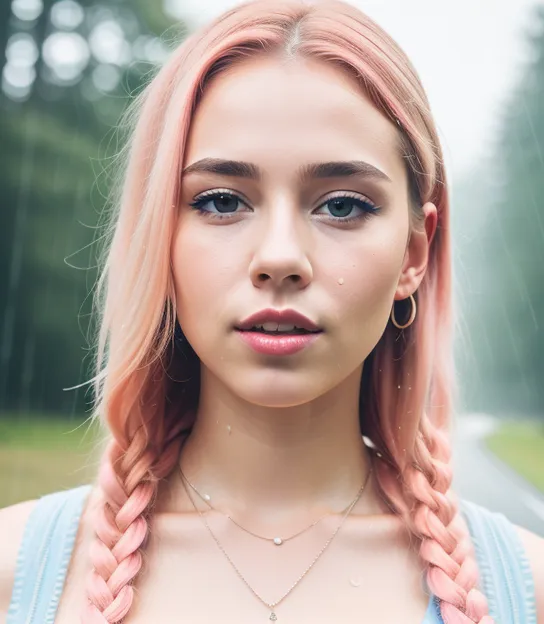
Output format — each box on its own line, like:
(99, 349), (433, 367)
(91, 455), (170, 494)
(181, 158), (392, 184)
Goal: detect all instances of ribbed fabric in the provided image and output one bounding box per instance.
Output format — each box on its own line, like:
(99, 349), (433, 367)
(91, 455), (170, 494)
(459, 500), (537, 624)
(7, 485), (92, 624)
(6, 487), (537, 623)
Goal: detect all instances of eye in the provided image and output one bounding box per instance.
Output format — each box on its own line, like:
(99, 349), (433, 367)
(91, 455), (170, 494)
(189, 190), (247, 220)
(315, 193), (381, 224)
(189, 189), (382, 224)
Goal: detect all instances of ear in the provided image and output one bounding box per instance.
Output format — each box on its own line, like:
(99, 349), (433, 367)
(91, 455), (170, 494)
(395, 202), (437, 300)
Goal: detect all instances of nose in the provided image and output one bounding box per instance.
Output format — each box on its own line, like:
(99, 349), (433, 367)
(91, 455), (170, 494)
(248, 205), (313, 292)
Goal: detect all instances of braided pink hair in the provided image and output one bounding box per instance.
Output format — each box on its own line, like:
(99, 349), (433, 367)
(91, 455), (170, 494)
(84, 1), (493, 622)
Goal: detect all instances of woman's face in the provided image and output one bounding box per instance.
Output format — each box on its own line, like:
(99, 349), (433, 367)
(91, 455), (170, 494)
(172, 55), (434, 407)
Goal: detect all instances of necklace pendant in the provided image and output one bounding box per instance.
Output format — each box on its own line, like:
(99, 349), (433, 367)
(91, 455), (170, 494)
(269, 612), (277, 621)
(273, 537), (283, 545)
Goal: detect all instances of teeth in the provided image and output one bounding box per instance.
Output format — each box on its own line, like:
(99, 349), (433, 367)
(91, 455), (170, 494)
(252, 323), (299, 332)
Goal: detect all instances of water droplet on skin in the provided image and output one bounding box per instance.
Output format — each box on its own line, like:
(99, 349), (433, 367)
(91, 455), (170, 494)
(350, 576), (362, 587)
(338, 277), (344, 285)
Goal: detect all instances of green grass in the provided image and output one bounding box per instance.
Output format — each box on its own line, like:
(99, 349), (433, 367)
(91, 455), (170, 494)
(0, 414), (104, 508)
(485, 420), (544, 493)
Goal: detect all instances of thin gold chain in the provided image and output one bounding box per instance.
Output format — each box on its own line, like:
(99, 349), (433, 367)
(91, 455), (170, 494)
(180, 466), (372, 620)
(179, 465), (359, 545)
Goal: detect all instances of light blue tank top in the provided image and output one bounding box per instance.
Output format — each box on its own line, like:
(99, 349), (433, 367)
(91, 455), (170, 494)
(6, 485), (537, 623)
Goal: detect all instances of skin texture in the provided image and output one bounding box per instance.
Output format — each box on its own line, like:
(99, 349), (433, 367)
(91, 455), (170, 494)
(172, 55), (435, 521)
(1, 56), (543, 624)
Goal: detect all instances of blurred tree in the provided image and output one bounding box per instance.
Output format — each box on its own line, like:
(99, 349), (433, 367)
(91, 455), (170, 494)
(0, 0), (186, 415)
(0, 2), (11, 68)
(456, 5), (544, 418)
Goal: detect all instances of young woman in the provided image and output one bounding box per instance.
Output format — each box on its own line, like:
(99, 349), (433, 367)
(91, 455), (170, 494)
(1, 1), (543, 622)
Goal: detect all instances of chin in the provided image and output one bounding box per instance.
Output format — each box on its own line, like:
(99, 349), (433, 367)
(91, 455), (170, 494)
(227, 369), (336, 408)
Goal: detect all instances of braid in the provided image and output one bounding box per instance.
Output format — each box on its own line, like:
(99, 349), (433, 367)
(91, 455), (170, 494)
(83, 409), (188, 623)
(376, 414), (494, 624)
(84, 442), (153, 623)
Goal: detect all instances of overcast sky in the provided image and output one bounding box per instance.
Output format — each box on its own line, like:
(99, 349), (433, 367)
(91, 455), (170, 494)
(165, 0), (542, 181)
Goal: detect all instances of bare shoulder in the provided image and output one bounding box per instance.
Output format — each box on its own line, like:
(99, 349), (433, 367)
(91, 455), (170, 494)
(0, 499), (38, 616)
(515, 525), (544, 620)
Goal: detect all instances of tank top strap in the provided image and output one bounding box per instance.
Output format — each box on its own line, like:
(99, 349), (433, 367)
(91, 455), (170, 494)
(7, 484), (93, 624)
(460, 499), (537, 623)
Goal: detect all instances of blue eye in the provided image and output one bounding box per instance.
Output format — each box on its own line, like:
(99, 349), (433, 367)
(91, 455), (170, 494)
(316, 194), (380, 223)
(189, 191), (245, 219)
(189, 190), (381, 224)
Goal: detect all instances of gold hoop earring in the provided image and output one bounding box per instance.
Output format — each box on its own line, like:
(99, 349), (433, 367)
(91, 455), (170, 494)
(390, 293), (417, 329)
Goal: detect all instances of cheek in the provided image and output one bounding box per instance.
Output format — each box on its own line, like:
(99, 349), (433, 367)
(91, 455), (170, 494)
(329, 233), (405, 333)
(171, 222), (239, 326)
(172, 226), (208, 317)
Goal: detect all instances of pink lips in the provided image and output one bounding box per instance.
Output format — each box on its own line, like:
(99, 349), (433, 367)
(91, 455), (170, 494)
(234, 308), (323, 356)
(235, 329), (321, 355)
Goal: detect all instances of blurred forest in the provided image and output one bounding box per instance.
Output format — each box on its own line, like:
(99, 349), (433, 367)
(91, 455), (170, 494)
(0, 0), (185, 415)
(452, 4), (544, 418)
(0, 0), (543, 420)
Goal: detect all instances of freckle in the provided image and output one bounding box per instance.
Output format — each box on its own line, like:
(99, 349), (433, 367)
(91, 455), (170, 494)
(338, 277), (344, 285)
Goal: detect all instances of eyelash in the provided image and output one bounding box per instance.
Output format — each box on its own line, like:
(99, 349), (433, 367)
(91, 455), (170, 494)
(188, 189), (381, 224)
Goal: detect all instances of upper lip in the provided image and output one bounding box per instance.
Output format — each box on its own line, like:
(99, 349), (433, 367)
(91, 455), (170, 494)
(235, 308), (322, 332)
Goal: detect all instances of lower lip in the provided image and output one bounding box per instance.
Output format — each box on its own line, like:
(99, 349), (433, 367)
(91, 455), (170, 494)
(235, 330), (322, 355)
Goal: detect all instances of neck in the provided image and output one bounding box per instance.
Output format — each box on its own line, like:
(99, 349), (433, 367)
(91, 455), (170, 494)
(177, 364), (374, 519)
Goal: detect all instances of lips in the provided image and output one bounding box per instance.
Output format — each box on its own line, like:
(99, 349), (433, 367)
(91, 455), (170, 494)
(235, 308), (322, 333)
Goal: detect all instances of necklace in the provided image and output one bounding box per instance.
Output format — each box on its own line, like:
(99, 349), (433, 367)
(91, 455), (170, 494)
(181, 465), (372, 621)
(179, 466), (360, 546)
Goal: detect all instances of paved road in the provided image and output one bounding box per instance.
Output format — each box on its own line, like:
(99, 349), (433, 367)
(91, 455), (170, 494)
(452, 414), (544, 537)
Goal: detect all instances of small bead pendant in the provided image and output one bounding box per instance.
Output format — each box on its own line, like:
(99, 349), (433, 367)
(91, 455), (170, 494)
(273, 537), (283, 545)
(269, 612), (277, 621)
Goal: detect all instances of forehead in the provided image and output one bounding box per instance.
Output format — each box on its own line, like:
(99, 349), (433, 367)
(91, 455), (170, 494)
(185, 55), (404, 184)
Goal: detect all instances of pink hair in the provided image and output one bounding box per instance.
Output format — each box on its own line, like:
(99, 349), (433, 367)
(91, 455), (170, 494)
(84, 1), (494, 622)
